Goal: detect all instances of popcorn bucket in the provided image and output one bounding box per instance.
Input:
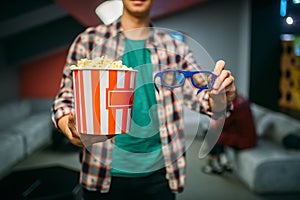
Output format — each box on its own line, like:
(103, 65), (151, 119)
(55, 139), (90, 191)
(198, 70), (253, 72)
(72, 68), (137, 135)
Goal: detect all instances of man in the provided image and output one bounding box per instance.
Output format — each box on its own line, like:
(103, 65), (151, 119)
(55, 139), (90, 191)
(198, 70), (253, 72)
(52, 0), (236, 199)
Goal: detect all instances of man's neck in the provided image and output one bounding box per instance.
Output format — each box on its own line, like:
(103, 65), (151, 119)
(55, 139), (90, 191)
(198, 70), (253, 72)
(120, 13), (150, 30)
(120, 14), (150, 40)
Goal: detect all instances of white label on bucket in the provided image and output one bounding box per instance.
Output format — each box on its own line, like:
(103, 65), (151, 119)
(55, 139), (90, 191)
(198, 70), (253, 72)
(107, 90), (134, 108)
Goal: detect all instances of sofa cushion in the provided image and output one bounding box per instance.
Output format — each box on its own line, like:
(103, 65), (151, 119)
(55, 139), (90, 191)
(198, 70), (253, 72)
(0, 131), (25, 178)
(234, 140), (300, 193)
(12, 112), (52, 155)
(0, 100), (31, 128)
(257, 112), (300, 146)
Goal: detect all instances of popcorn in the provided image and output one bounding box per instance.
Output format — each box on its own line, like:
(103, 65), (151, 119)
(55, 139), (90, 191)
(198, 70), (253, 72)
(70, 56), (133, 70)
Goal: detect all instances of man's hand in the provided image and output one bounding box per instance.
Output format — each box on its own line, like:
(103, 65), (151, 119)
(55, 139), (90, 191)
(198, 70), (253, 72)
(57, 113), (84, 147)
(209, 60), (236, 112)
(57, 112), (115, 147)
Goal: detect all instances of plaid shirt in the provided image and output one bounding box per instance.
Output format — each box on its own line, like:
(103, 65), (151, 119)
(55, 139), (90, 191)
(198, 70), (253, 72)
(52, 19), (214, 193)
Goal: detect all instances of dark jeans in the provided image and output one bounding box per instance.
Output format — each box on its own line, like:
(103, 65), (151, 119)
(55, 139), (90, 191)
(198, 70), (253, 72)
(210, 144), (241, 156)
(82, 168), (175, 200)
(209, 144), (224, 156)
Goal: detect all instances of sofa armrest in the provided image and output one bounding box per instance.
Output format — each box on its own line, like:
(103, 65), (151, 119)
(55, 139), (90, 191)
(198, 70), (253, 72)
(12, 112), (52, 155)
(24, 98), (53, 113)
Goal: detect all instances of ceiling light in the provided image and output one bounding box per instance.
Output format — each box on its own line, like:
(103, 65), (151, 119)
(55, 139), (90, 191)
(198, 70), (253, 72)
(293, 0), (300, 4)
(286, 16), (294, 25)
(95, 0), (123, 25)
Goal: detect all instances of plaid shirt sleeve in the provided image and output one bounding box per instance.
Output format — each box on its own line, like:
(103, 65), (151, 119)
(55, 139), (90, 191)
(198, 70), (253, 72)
(51, 32), (89, 129)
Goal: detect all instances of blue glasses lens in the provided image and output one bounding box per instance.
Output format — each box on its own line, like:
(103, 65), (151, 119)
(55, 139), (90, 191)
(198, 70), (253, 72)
(192, 72), (215, 89)
(162, 71), (185, 87)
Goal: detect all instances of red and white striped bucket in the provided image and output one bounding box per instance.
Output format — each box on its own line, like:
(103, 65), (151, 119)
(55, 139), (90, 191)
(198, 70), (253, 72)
(72, 68), (137, 135)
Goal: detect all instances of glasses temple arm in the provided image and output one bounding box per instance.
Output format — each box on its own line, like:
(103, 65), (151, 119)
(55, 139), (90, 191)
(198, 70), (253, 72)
(196, 88), (205, 95)
(154, 83), (160, 93)
(153, 74), (160, 93)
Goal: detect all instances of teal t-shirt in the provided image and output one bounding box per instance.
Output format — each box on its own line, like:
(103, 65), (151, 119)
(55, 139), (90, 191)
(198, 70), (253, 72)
(111, 38), (164, 177)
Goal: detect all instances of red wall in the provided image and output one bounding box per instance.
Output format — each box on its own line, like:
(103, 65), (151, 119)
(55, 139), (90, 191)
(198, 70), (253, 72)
(20, 48), (68, 99)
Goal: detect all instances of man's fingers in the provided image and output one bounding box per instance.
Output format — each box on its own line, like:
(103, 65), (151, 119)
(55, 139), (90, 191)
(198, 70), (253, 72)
(57, 114), (83, 147)
(219, 73), (234, 92)
(212, 70), (233, 94)
(213, 60), (226, 76)
(68, 113), (81, 139)
(71, 138), (84, 147)
(66, 113), (83, 147)
(225, 83), (236, 102)
(208, 59), (237, 112)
